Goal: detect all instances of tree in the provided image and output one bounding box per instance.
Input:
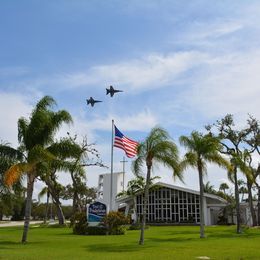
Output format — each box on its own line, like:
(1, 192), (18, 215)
(234, 150), (258, 226)
(132, 127), (181, 245)
(0, 143), (25, 220)
(38, 186), (51, 224)
(64, 134), (105, 214)
(203, 181), (216, 194)
(219, 183), (229, 195)
(180, 131), (229, 238)
(4, 96), (72, 243)
(117, 175), (160, 223)
(243, 116), (260, 225)
(237, 179), (247, 202)
(206, 114), (256, 233)
(58, 134), (105, 215)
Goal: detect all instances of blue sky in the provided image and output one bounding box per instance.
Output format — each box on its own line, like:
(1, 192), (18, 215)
(1, 1), (260, 196)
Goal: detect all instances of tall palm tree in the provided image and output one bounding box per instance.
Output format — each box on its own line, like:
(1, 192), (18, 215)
(0, 143), (24, 220)
(180, 131), (229, 238)
(39, 137), (83, 224)
(132, 127), (182, 245)
(203, 181), (216, 194)
(117, 175), (160, 223)
(219, 183), (229, 195)
(38, 186), (50, 224)
(4, 96), (72, 243)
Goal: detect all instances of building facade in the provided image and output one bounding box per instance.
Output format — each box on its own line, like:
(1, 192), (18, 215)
(97, 172), (124, 211)
(117, 182), (227, 225)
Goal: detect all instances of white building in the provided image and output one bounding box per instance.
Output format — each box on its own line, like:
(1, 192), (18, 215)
(116, 182), (227, 225)
(97, 172), (124, 211)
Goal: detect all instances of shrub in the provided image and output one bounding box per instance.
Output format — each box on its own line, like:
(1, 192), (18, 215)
(128, 223), (149, 230)
(102, 211), (130, 235)
(86, 226), (107, 235)
(70, 212), (88, 235)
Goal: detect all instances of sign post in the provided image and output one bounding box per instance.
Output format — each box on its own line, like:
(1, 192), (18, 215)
(87, 201), (107, 226)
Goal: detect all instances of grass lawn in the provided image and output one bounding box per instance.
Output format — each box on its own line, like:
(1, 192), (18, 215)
(1, 225), (260, 260)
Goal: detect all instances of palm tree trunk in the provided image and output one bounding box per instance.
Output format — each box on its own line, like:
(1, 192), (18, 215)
(72, 190), (82, 214)
(45, 179), (65, 225)
(56, 203), (65, 225)
(51, 194), (65, 225)
(198, 163), (205, 238)
(21, 173), (34, 243)
(44, 191), (50, 224)
(247, 182), (257, 226)
(139, 165), (151, 245)
(233, 166), (242, 233)
(258, 187), (260, 226)
(133, 196), (137, 224)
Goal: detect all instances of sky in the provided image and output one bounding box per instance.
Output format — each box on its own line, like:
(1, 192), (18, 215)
(0, 1), (260, 200)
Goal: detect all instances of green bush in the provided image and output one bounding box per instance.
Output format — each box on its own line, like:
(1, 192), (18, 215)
(102, 211), (130, 235)
(70, 212), (88, 235)
(128, 223), (149, 230)
(86, 226), (107, 235)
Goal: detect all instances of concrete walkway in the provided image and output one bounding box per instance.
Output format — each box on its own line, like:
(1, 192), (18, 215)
(0, 221), (43, 227)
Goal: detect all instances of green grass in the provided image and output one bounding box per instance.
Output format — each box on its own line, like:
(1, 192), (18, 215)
(1, 225), (260, 260)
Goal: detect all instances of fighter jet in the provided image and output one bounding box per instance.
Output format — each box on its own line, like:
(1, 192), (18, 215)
(106, 85), (123, 97)
(86, 97), (102, 107)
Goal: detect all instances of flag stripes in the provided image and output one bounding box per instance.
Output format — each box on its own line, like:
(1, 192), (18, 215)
(114, 125), (138, 158)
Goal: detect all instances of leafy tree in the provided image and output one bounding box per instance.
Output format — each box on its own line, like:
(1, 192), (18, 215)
(206, 114), (256, 232)
(234, 150), (258, 225)
(180, 131), (229, 238)
(102, 211), (130, 235)
(117, 175), (160, 223)
(38, 186), (50, 224)
(132, 127), (181, 245)
(237, 179), (247, 202)
(0, 142), (24, 220)
(4, 96), (72, 243)
(243, 116), (260, 225)
(203, 181), (216, 194)
(219, 183), (229, 195)
(61, 134), (105, 214)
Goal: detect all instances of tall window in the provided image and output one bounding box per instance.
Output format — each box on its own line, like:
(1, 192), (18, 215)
(136, 187), (201, 223)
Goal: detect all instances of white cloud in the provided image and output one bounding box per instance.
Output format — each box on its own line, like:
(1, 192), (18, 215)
(182, 50), (260, 121)
(58, 51), (208, 93)
(83, 109), (157, 132)
(0, 92), (33, 146)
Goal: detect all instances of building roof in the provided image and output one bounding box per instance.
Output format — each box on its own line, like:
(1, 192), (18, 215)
(116, 181), (227, 204)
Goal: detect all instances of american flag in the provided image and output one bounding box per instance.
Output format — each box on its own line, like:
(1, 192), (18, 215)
(114, 125), (138, 158)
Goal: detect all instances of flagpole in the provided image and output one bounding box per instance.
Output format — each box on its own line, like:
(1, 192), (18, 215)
(120, 156), (128, 192)
(110, 119), (114, 212)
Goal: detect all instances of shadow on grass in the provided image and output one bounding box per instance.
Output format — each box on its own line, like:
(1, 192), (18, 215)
(147, 236), (195, 243)
(0, 240), (22, 250)
(0, 240), (46, 250)
(165, 230), (199, 236)
(85, 242), (152, 253)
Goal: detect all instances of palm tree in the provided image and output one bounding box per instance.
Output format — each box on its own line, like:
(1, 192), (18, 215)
(117, 175), (160, 223)
(132, 127), (182, 245)
(0, 142), (24, 220)
(237, 179), (248, 202)
(219, 183), (229, 195)
(203, 181), (216, 194)
(38, 186), (50, 224)
(180, 131), (229, 238)
(39, 137), (83, 225)
(4, 96), (72, 243)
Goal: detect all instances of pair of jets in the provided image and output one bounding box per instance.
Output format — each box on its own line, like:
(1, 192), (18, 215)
(86, 85), (123, 107)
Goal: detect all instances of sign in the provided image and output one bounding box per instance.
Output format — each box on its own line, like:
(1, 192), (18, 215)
(87, 201), (107, 224)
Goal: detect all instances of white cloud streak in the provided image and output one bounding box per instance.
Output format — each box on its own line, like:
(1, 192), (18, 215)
(58, 51), (209, 93)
